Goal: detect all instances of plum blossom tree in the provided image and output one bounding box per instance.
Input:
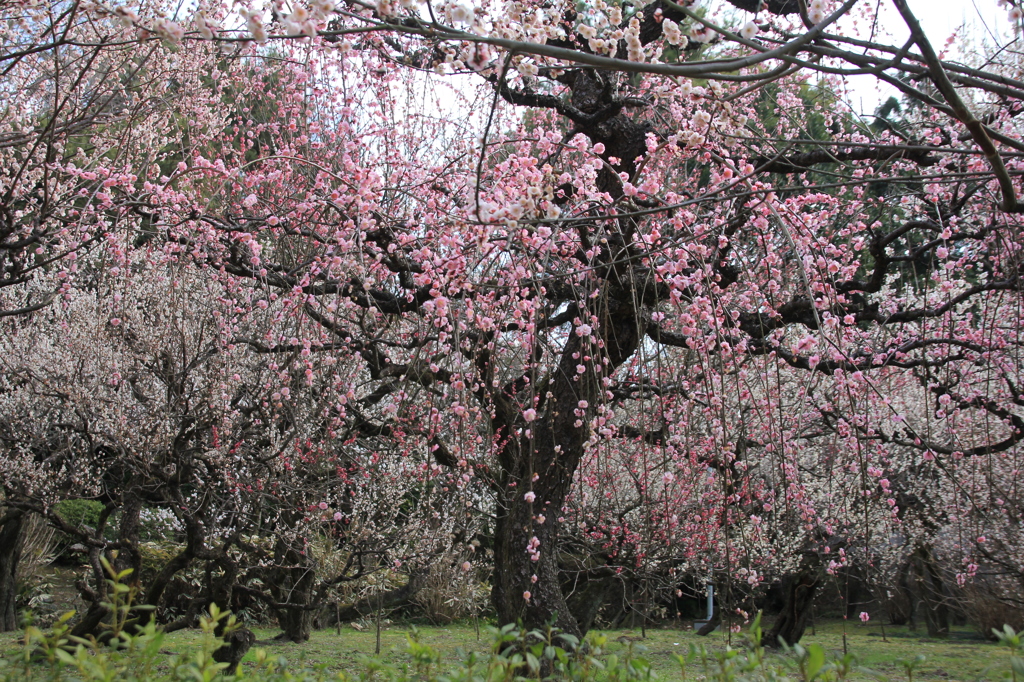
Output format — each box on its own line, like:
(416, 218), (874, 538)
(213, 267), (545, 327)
(0, 256), (466, 641)
(4, 0), (1024, 642)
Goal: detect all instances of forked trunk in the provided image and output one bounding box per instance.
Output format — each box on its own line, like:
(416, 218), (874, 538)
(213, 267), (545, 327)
(488, 68), (647, 637)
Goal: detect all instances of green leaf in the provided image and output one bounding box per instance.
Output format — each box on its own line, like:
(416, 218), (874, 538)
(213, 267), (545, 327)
(805, 644), (826, 680)
(558, 633), (580, 649)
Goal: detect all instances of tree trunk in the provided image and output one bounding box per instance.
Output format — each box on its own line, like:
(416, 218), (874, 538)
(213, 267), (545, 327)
(276, 603), (314, 643)
(0, 509), (25, 631)
(203, 550), (254, 664)
(565, 574), (616, 635)
(488, 69), (647, 637)
(912, 545), (949, 638)
(493, 487), (580, 637)
(137, 521), (198, 627)
(115, 490), (143, 584)
(492, 303), (641, 636)
(73, 602), (115, 642)
(697, 614), (721, 636)
(270, 535), (316, 642)
(765, 569), (819, 646)
(213, 627), (255, 675)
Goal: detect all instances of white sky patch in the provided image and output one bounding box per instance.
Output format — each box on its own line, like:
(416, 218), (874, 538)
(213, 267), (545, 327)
(706, 0), (1010, 115)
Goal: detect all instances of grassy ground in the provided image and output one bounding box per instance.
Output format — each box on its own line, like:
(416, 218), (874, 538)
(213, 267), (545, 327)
(2, 618), (1005, 681)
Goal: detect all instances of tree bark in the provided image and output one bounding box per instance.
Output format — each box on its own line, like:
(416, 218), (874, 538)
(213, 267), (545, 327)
(696, 614), (721, 636)
(68, 493), (143, 640)
(213, 627), (255, 675)
(269, 535), (316, 642)
(912, 545), (949, 638)
(70, 603), (112, 641)
(565, 574), (617, 635)
(115, 489), (143, 584)
(0, 509), (25, 631)
(765, 569), (820, 646)
(137, 518), (199, 627)
(493, 309), (641, 636)
(490, 69), (646, 637)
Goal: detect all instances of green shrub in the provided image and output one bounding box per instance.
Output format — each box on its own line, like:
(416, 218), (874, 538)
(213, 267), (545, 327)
(50, 500), (110, 563)
(53, 500), (105, 531)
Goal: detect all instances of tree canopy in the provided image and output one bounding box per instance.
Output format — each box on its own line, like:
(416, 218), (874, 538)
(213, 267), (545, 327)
(1, 0), (1023, 645)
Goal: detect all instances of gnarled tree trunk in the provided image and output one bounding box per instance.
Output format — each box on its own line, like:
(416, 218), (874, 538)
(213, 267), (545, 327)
(490, 69), (648, 637)
(765, 569), (820, 646)
(270, 535), (316, 642)
(912, 545), (949, 638)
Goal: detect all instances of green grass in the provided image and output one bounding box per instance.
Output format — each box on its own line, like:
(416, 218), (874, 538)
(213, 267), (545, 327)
(5, 619), (996, 681)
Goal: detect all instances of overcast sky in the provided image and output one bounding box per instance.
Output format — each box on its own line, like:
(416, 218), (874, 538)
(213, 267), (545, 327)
(851, 0), (1010, 112)
(708, 0), (1012, 114)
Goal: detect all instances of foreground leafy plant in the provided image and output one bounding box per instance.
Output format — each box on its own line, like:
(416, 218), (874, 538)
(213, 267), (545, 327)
(5, 607), (1023, 682)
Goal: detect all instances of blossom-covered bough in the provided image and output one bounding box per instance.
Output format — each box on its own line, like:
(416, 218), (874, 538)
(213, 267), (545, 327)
(2, 0), (1024, 644)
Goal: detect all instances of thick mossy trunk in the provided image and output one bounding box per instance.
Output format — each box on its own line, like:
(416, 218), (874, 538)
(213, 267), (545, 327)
(0, 510), (25, 631)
